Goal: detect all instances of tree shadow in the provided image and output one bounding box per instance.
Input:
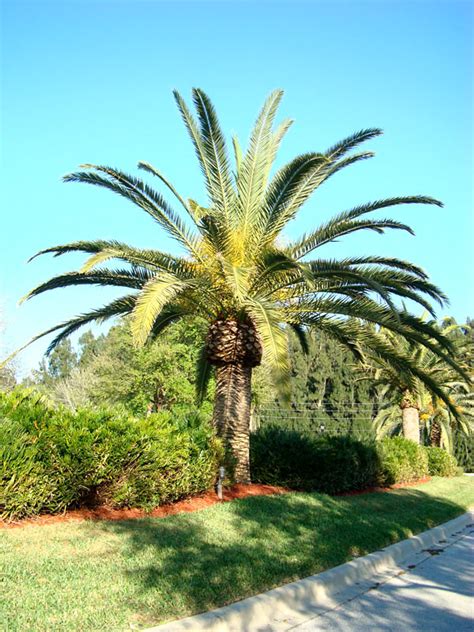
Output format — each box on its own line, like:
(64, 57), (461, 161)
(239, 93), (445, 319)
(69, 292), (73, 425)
(92, 489), (470, 628)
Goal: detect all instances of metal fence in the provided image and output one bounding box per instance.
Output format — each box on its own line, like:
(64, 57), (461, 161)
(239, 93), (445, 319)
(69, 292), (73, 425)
(253, 401), (381, 436)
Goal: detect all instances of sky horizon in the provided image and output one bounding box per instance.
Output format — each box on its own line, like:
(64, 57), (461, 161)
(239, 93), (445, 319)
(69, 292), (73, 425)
(1, 0), (473, 377)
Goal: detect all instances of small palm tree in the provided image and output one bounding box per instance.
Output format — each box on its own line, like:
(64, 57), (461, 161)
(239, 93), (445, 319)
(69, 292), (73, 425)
(20, 89), (463, 481)
(366, 320), (472, 447)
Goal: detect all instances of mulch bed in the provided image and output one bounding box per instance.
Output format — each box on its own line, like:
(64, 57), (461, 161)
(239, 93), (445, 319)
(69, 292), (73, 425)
(0, 484), (287, 529)
(0, 478), (431, 529)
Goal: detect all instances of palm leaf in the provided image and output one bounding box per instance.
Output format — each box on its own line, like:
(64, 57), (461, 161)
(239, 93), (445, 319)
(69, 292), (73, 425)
(196, 344), (213, 404)
(131, 274), (190, 346)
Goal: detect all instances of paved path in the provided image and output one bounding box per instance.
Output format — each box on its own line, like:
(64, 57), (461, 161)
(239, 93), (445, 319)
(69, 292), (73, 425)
(291, 531), (474, 631)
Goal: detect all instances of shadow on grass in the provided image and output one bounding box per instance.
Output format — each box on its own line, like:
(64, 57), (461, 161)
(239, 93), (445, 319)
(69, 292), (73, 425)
(94, 488), (469, 627)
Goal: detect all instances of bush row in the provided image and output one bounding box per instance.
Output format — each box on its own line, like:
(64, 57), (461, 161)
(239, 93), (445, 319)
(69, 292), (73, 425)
(0, 391), (462, 520)
(0, 390), (222, 521)
(250, 427), (459, 493)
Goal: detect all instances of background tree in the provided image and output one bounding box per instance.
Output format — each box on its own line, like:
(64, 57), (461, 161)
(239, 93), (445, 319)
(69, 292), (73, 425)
(18, 89), (464, 481)
(258, 328), (376, 437)
(364, 319), (472, 449)
(26, 318), (209, 415)
(28, 339), (78, 391)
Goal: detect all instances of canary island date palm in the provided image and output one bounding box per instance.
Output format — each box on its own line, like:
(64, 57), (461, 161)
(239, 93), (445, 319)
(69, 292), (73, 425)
(19, 89), (465, 481)
(364, 320), (472, 447)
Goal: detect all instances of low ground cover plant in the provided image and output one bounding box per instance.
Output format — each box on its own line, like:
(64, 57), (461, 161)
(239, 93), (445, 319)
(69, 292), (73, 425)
(0, 391), (221, 520)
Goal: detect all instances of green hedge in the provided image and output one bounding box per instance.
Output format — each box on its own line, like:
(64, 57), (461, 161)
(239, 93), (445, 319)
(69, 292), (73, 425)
(250, 427), (436, 492)
(0, 390), (222, 521)
(250, 427), (381, 493)
(377, 436), (429, 485)
(425, 446), (458, 477)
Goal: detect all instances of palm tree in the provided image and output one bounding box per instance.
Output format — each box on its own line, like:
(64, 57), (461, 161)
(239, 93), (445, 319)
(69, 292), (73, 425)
(366, 320), (472, 447)
(19, 89), (464, 481)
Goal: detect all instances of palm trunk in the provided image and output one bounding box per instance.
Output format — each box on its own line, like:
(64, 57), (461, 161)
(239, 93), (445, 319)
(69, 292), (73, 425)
(400, 389), (420, 443)
(429, 419), (442, 447)
(401, 406), (420, 443)
(213, 363), (252, 483)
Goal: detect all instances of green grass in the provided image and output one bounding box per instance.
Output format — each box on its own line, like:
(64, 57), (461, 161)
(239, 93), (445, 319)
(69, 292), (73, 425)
(1, 476), (473, 631)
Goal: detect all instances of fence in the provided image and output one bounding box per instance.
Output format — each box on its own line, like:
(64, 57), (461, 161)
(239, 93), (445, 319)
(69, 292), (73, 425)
(253, 401), (382, 437)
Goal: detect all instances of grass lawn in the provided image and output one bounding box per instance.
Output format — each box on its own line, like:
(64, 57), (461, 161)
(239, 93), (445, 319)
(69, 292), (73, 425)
(1, 476), (473, 631)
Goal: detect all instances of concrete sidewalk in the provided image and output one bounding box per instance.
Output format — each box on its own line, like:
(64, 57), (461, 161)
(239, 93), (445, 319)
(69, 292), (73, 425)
(149, 511), (474, 632)
(291, 527), (474, 631)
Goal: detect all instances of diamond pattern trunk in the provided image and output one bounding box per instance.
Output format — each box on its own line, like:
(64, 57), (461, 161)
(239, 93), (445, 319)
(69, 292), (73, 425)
(429, 419), (442, 447)
(213, 363), (252, 482)
(206, 319), (263, 367)
(206, 319), (262, 483)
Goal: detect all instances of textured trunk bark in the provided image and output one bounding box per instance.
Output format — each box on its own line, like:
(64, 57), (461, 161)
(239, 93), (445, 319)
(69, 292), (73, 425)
(213, 363), (252, 483)
(429, 420), (442, 447)
(401, 406), (420, 443)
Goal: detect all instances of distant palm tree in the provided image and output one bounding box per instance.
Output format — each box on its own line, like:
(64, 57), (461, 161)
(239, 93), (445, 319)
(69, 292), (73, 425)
(365, 320), (472, 448)
(20, 89), (463, 481)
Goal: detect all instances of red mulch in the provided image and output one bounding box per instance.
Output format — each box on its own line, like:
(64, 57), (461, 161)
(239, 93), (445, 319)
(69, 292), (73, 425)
(0, 478), (432, 529)
(0, 484), (288, 529)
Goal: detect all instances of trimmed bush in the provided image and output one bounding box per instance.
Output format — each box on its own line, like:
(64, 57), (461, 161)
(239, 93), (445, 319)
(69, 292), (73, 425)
(425, 446), (458, 477)
(251, 429), (436, 492)
(378, 437), (429, 485)
(250, 426), (381, 493)
(0, 390), (222, 520)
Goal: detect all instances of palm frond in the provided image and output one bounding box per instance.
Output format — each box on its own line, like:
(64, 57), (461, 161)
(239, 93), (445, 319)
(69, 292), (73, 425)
(20, 268), (152, 303)
(289, 196), (442, 259)
(137, 161), (191, 217)
(192, 88), (235, 216)
(148, 304), (188, 339)
(196, 344), (213, 404)
(131, 274), (190, 346)
(29, 239), (198, 279)
(289, 323), (310, 355)
(325, 128), (383, 158)
(246, 297), (291, 400)
(63, 165), (201, 257)
(236, 90), (284, 251)
(173, 89), (221, 207)
(15, 295), (137, 360)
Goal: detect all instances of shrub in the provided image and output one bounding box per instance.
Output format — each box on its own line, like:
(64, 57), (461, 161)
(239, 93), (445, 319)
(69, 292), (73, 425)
(250, 426), (381, 494)
(0, 389), (222, 520)
(425, 446), (458, 477)
(250, 429), (438, 493)
(378, 437), (429, 485)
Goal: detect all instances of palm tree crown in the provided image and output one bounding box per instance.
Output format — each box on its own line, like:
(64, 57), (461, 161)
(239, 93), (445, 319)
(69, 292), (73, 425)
(20, 89), (465, 480)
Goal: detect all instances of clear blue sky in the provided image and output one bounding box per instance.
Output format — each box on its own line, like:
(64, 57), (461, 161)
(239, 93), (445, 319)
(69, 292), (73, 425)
(1, 0), (472, 375)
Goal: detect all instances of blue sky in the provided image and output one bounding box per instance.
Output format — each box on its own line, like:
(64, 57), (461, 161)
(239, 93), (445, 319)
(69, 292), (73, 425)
(1, 0), (472, 375)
